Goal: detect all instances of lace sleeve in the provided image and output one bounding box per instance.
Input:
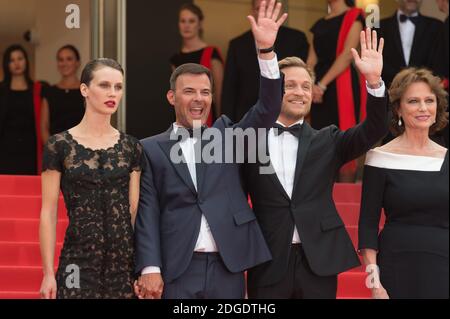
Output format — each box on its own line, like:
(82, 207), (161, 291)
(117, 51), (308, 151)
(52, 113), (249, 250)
(131, 138), (145, 172)
(42, 135), (63, 172)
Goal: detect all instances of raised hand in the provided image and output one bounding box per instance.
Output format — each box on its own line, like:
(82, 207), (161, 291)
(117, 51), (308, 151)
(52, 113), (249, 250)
(247, 0), (288, 51)
(351, 28), (384, 86)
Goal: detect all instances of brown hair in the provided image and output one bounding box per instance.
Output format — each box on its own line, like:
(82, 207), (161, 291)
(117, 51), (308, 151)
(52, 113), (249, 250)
(388, 68), (448, 136)
(278, 57), (316, 83)
(170, 63), (213, 92)
(179, 3), (204, 38)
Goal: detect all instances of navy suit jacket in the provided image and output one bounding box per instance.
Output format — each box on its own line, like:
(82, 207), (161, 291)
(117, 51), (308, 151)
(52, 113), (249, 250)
(135, 76), (283, 283)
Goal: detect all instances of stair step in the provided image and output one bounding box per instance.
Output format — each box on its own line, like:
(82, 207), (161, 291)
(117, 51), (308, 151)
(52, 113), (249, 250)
(0, 219), (68, 242)
(0, 195), (67, 220)
(0, 266), (44, 291)
(0, 242), (62, 266)
(0, 291), (40, 299)
(0, 175), (42, 196)
(332, 183), (362, 203)
(337, 272), (371, 298)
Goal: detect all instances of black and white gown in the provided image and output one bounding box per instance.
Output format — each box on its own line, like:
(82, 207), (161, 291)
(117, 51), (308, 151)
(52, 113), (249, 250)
(358, 148), (449, 299)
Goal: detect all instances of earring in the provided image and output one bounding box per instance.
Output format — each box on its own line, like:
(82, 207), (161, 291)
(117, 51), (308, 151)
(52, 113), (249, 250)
(398, 118), (402, 126)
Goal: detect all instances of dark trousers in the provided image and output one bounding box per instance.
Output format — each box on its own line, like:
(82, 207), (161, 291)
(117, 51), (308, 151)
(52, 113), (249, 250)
(248, 244), (337, 299)
(162, 252), (245, 299)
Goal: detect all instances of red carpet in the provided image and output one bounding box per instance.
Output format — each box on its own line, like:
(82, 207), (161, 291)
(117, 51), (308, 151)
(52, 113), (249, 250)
(0, 175), (380, 299)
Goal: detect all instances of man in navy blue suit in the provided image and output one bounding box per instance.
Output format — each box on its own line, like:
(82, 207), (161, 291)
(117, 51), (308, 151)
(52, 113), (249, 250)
(134, 0), (286, 299)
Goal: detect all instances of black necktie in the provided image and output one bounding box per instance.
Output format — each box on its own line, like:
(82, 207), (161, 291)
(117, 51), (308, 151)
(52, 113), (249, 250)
(273, 123), (301, 138)
(399, 14), (419, 25)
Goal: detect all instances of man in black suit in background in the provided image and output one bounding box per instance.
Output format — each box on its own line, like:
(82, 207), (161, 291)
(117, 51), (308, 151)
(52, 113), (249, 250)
(379, 0), (443, 145)
(379, 0), (443, 87)
(244, 29), (388, 299)
(222, 0), (309, 123)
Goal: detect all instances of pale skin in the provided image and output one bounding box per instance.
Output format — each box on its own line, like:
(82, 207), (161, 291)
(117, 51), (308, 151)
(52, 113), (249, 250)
(9, 50), (28, 91)
(41, 48), (81, 144)
(307, 0), (363, 104)
(172, 8), (224, 118)
(134, 0), (288, 299)
(361, 81), (447, 300)
(280, 28), (384, 128)
(39, 66), (141, 299)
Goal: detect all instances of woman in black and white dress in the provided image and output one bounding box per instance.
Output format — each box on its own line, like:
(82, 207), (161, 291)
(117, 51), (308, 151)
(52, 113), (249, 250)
(358, 68), (449, 299)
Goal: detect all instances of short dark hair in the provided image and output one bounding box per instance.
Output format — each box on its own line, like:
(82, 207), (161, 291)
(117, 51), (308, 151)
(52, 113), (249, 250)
(57, 44), (80, 61)
(80, 58), (124, 87)
(389, 68), (449, 136)
(179, 3), (204, 38)
(169, 63), (213, 91)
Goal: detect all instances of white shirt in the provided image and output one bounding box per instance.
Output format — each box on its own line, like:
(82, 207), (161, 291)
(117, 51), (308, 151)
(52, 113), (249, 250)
(267, 84), (386, 245)
(397, 10), (419, 66)
(142, 54), (281, 275)
(268, 120), (304, 243)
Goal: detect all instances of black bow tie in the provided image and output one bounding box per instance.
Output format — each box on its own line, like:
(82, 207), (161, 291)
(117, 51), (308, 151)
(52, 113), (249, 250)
(399, 14), (419, 25)
(273, 123), (302, 138)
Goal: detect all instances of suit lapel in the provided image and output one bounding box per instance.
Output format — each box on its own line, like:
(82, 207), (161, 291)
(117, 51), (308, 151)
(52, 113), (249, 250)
(410, 14), (425, 66)
(158, 127), (197, 195)
(292, 123), (313, 197)
(261, 131), (290, 201)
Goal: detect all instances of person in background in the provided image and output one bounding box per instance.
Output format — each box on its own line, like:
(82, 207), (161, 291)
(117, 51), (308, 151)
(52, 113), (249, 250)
(359, 68), (448, 299)
(170, 3), (224, 126)
(307, 0), (365, 182)
(222, 0), (309, 123)
(41, 45), (84, 144)
(379, 0), (443, 88)
(0, 44), (44, 175)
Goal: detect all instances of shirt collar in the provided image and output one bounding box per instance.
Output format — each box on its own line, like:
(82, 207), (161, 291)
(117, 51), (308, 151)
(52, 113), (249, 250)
(275, 119), (304, 127)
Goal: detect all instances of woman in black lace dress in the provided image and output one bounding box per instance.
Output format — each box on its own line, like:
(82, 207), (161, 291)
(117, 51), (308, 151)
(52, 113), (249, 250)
(39, 58), (144, 299)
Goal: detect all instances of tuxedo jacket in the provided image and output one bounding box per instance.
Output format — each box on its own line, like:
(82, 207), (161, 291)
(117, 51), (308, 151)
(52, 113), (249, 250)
(222, 26), (309, 122)
(243, 94), (389, 287)
(379, 13), (443, 86)
(135, 76), (283, 283)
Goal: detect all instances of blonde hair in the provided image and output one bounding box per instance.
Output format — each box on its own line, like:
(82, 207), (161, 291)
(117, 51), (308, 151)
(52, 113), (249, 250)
(278, 57), (316, 83)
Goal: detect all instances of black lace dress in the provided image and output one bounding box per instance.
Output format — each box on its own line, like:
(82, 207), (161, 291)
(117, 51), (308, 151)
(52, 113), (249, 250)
(42, 130), (144, 299)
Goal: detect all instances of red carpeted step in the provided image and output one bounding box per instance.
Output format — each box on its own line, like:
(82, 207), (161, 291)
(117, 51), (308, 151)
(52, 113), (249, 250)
(332, 183), (362, 203)
(0, 195), (67, 220)
(336, 203), (386, 228)
(337, 272), (371, 298)
(0, 219), (68, 242)
(0, 291), (40, 299)
(0, 266), (43, 292)
(0, 242), (62, 266)
(0, 175), (41, 196)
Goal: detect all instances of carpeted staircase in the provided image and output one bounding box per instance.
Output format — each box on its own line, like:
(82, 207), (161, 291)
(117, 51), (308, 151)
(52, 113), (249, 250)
(0, 175), (382, 299)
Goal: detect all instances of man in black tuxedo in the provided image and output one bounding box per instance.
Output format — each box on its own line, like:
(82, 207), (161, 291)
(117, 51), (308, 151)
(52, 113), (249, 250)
(244, 29), (389, 299)
(379, 0), (443, 87)
(134, 0), (286, 299)
(222, 0), (309, 123)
